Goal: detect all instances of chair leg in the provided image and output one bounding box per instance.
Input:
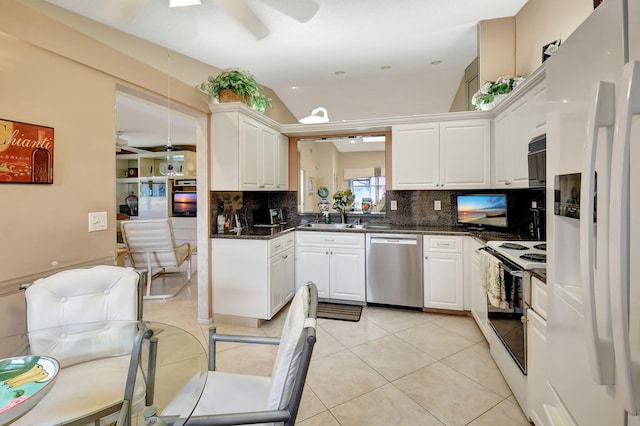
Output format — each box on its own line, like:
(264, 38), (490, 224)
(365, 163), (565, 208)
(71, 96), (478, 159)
(146, 251), (153, 298)
(187, 254), (192, 282)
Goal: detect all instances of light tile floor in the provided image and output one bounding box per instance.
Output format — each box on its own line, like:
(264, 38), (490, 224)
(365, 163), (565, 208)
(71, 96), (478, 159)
(143, 274), (532, 426)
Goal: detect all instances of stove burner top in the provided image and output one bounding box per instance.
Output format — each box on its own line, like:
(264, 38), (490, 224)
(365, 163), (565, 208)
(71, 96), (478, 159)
(520, 253), (546, 262)
(500, 242), (528, 250)
(534, 243), (547, 251)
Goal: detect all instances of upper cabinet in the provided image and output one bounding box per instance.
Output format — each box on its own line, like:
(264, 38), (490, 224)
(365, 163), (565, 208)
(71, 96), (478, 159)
(211, 106), (288, 191)
(492, 77), (546, 189)
(392, 118), (490, 190)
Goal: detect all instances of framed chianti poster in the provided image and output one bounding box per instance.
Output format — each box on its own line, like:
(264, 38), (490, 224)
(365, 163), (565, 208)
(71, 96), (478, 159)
(0, 119), (54, 184)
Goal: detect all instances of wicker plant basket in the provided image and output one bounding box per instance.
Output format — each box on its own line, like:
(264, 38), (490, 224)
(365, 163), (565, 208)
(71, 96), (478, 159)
(218, 89), (251, 106)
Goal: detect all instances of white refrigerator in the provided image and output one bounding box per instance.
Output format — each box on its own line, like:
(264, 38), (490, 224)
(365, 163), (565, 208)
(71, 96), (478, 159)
(545, 0), (640, 425)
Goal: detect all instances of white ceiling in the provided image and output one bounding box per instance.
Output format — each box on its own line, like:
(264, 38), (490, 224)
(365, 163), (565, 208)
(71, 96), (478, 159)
(40, 0), (528, 147)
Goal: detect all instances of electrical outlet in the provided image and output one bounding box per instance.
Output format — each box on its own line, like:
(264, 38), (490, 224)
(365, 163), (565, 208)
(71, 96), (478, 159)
(390, 200), (398, 211)
(88, 212), (107, 232)
(434, 200), (441, 211)
(532, 201), (538, 208)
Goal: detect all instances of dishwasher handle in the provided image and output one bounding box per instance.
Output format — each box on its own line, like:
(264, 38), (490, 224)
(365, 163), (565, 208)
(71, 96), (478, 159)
(370, 237), (418, 245)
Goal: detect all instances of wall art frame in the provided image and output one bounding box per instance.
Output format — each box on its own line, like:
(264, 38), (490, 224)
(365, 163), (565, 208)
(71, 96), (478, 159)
(0, 119), (54, 184)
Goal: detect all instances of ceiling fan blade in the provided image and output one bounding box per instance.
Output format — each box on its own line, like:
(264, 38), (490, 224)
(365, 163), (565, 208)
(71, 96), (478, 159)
(259, 0), (319, 23)
(212, 0), (270, 39)
(99, 0), (149, 23)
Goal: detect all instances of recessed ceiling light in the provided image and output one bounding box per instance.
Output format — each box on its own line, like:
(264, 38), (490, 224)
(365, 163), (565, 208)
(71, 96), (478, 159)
(430, 60), (443, 65)
(291, 85), (297, 89)
(334, 71), (345, 75)
(380, 66), (392, 70)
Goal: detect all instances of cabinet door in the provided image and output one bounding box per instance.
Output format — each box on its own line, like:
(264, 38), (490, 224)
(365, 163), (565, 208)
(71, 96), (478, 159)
(295, 246), (331, 298)
(239, 116), (261, 189)
(276, 133), (289, 190)
(439, 120), (490, 189)
(269, 251), (286, 317)
(282, 247), (295, 302)
(423, 252), (463, 310)
(391, 123), (439, 189)
(493, 111), (511, 188)
(530, 82), (547, 137)
(470, 246), (489, 339)
(261, 126), (278, 189)
(527, 308), (547, 425)
(508, 97), (531, 188)
(329, 248), (366, 302)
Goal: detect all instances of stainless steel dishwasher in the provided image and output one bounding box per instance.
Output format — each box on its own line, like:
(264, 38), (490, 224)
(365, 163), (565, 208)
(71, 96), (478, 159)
(366, 233), (423, 308)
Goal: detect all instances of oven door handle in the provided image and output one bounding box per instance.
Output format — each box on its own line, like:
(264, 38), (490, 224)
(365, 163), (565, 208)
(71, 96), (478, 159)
(500, 262), (523, 278)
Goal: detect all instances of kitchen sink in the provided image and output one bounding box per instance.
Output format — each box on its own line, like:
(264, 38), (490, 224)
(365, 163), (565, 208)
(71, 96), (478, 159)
(301, 223), (353, 229)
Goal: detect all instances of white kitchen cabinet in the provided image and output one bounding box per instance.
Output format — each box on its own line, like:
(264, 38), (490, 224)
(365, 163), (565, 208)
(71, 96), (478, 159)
(493, 96), (531, 188)
(391, 122), (440, 189)
(212, 232), (295, 321)
(423, 235), (464, 310)
(527, 276), (547, 425)
(392, 119), (490, 190)
(467, 237), (489, 339)
(211, 105), (287, 191)
(269, 243), (294, 317)
(295, 231), (365, 302)
(492, 78), (546, 189)
(276, 132), (289, 190)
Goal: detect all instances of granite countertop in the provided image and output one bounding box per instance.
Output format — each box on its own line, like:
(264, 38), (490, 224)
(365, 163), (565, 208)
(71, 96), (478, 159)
(211, 222), (528, 242)
(211, 225), (296, 240)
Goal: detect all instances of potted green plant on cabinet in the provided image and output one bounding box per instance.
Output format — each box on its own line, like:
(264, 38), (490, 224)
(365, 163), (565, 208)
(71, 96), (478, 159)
(197, 68), (272, 114)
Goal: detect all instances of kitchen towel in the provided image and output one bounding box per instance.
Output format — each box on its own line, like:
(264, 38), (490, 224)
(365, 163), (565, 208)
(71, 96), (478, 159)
(480, 250), (507, 309)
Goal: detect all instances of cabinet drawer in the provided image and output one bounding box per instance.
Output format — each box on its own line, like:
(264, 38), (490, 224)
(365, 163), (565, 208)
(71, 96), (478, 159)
(531, 276), (547, 320)
(270, 232), (295, 255)
(296, 231), (365, 248)
(423, 235), (463, 253)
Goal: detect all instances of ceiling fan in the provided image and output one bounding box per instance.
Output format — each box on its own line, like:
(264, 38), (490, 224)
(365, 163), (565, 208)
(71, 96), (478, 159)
(209, 0), (320, 39)
(104, 0), (319, 40)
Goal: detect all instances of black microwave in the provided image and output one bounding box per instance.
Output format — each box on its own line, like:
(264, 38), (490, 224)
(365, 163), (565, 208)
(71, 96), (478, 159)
(172, 191), (197, 216)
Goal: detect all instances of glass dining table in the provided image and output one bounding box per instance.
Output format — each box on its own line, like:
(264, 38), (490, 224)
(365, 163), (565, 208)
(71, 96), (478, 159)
(0, 320), (208, 426)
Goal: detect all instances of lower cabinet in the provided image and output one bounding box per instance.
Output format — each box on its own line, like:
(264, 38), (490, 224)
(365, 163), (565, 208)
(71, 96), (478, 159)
(468, 237), (489, 339)
(527, 276), (548, 425)
(212, 233), (295, 320)
(423, 236), (464, 310)
(295, 231), (365, 302)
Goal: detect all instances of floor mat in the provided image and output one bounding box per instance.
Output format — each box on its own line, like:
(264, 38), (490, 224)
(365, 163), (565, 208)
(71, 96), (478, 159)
(317, 302), (363, 322)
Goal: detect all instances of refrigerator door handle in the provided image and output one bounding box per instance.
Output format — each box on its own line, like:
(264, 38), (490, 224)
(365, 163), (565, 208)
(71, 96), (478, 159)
(610, 60), (640, 415)
(581, 80), (616, 385)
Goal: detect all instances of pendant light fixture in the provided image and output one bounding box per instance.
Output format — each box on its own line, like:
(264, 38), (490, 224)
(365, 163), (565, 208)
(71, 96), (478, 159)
(165, 49), (178, 152)
(165, 5), (178, 152)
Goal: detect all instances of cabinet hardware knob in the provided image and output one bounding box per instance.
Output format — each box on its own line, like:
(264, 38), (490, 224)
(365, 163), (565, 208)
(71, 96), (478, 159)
(505, 181), (512, 186)
(425, 256), (428, 259)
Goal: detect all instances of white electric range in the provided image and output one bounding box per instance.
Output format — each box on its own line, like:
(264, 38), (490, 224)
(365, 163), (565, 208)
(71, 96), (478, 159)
(486, 240), (547, 270)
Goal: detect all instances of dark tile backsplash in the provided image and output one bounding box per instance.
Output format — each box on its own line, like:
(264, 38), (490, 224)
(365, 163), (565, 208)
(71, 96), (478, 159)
(210, 188), (546, 236)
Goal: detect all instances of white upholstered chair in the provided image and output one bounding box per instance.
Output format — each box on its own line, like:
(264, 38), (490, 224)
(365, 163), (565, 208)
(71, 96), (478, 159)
(15, 265), (150, 425)
(121, 218), (193, 299)
(159, 281), (318, 426)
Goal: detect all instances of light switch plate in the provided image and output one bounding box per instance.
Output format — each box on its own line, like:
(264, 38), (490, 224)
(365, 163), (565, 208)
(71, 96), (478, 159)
(88, 212), (107, 232)
(390, 200), (398, 210)
(434, 200), (441, 211)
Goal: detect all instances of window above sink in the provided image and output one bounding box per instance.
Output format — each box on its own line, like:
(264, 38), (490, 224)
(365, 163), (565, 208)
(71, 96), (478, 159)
(297, 134), (387, 215)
